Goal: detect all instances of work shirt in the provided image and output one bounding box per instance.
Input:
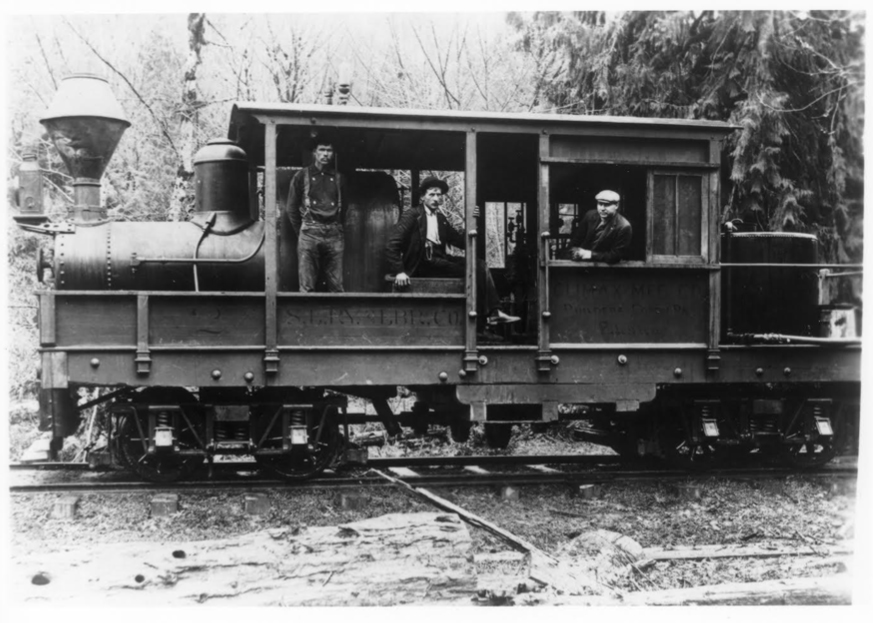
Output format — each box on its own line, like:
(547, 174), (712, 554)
(425, 208), (441, 245)
(286, 165), (346, 236)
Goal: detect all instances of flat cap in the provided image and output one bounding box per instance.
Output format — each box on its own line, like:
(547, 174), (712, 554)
(419, 176), (449, 194)
(595, 190), (620, 204)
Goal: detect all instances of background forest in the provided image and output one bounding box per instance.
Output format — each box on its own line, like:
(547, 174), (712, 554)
(4, 11), (866, 405)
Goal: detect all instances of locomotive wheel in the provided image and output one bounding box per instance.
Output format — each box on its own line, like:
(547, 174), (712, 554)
(449, 420), (472, 443)
(661, 435), (723, 470)
(779, 404), (846, 469)
(658, 419), (724, 471)
(484, 423), (513, 449)
(253, 405), (341, 481)
(116, 411), (203, 483)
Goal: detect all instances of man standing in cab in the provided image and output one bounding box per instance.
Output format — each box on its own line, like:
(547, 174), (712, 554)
(286, 134), (347, 291)
(569, 189), (633, 264)
(385, 176), (519, 326)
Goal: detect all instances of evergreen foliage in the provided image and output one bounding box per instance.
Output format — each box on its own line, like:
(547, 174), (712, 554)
(508, 11), (864, 262)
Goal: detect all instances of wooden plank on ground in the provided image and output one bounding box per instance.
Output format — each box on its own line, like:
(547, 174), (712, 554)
(545, 575), (851, 606)
(528, 464), (561, 473)
(644, 542), (853, 561)
(10, 512), (475, 606)
(387, 467), (419, 478)
(371, 469), (608, 597)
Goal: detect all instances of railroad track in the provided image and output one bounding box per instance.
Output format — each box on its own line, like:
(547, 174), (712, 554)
(9, 454), (857, 494)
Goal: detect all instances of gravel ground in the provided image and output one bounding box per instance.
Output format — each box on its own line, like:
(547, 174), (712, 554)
(7, 422), (858, 598)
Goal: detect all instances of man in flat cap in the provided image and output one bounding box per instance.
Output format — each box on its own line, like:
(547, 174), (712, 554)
(385, 176), (519, 325)
(286, 133), (347, 291)
(568, 189), (632, 264)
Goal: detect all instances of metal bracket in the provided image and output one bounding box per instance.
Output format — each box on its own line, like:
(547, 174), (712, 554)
(706, 348), (721, 373)
(536, 350), (556, 373)
(264, 349), (280, 374)
(17, 221), (76, 235)
(135, 351), (152, 375)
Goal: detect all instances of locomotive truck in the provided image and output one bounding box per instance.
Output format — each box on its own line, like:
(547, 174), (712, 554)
(13, 73), (862, 481)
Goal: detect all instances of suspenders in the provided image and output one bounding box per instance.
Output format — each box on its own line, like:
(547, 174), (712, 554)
(301, 167), (342, 226)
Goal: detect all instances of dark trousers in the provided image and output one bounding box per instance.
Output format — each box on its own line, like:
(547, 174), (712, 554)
(298, 223), (344, 292)
(418, 252), (500, 317)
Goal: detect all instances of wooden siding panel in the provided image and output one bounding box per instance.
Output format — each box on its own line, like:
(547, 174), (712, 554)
(55, 297), (137, 347)
(550, 136), (709, 164)
(278, 298), (465, 346)
(677, 175), (702, 255)
(653, 176), (675, 255)
(549, 268), (709, 344)
(150, 297), (265, 346)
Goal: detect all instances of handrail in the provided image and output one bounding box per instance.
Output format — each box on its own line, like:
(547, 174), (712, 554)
(720, 262), (863, 269)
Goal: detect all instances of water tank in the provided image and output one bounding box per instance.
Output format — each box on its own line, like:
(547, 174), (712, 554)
(722, 232), (819, 337)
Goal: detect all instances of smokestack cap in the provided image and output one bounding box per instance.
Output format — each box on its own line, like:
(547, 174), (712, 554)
(39, 73), (130, 182)
(40, 73), (129, 126)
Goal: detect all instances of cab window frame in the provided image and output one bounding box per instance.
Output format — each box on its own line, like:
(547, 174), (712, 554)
(647, 168), (710, 265)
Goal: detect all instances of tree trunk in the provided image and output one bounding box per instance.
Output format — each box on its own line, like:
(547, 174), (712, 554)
(11, 512), (475, 606)
(168, 13), (205, 222)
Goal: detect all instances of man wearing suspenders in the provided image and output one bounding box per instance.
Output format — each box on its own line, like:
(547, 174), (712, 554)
(286, 135), (347, 292)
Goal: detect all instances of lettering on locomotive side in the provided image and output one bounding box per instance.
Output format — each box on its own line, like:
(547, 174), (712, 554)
(550, 272), (709, 343)
(282, 306), (464, 327)
(278, 300), (466, 346)
(556, 279), (705, 301)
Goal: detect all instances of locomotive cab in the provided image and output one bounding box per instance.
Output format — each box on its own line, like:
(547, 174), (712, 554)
(18, 76), (861, 478)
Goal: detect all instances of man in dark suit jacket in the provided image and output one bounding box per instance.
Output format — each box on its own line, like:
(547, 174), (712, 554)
(385, 176), (519, 325)
(569, 190), (633, 264)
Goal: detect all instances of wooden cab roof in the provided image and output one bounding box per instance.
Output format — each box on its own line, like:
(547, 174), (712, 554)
(228, 102), (739, 170)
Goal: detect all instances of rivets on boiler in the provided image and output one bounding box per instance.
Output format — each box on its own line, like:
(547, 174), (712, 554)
(478, 355), (488, 366)
(458, 369), (467, 378)
(90, 358), (100, 368)
(673, 367), (682, 378)
(468, 310), (477, 318)
(211, 369), (222, 380)
(783, 367), (792, 377)
(617, 354), (628, 366)
(755, 367), (764, 377)
(438, 371), (448, 382)
(550, 355), (560, 366)
(244, 372), (254, 383)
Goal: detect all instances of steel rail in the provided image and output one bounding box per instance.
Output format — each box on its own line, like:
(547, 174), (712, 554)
(9, 454), (627, 472)
(9, 464), (857, 495)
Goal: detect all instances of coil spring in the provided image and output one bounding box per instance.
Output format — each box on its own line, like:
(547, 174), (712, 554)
(291, 409), (306, 427)
(156, 411), (171, 427)
(750, 417), (778, 433)
(235, 423), (248, 441)
(216, 421), (248, 441)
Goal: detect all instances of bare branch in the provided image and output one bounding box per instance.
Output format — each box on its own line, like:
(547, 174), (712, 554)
(33, 30), (57, 91)
(63, 18), (179, 158)
(411, 23), (461, 108)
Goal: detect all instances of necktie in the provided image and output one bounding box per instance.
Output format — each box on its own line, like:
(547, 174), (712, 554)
(592, 219), (609, 249)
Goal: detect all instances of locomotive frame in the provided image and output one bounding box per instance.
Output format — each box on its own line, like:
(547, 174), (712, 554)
(24, 83), (862, 478)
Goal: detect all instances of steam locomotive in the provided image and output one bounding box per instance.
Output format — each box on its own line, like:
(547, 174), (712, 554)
(14, 74), (862, 481)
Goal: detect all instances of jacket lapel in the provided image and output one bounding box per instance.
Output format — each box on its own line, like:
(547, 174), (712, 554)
(417, 206), (428, 242)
